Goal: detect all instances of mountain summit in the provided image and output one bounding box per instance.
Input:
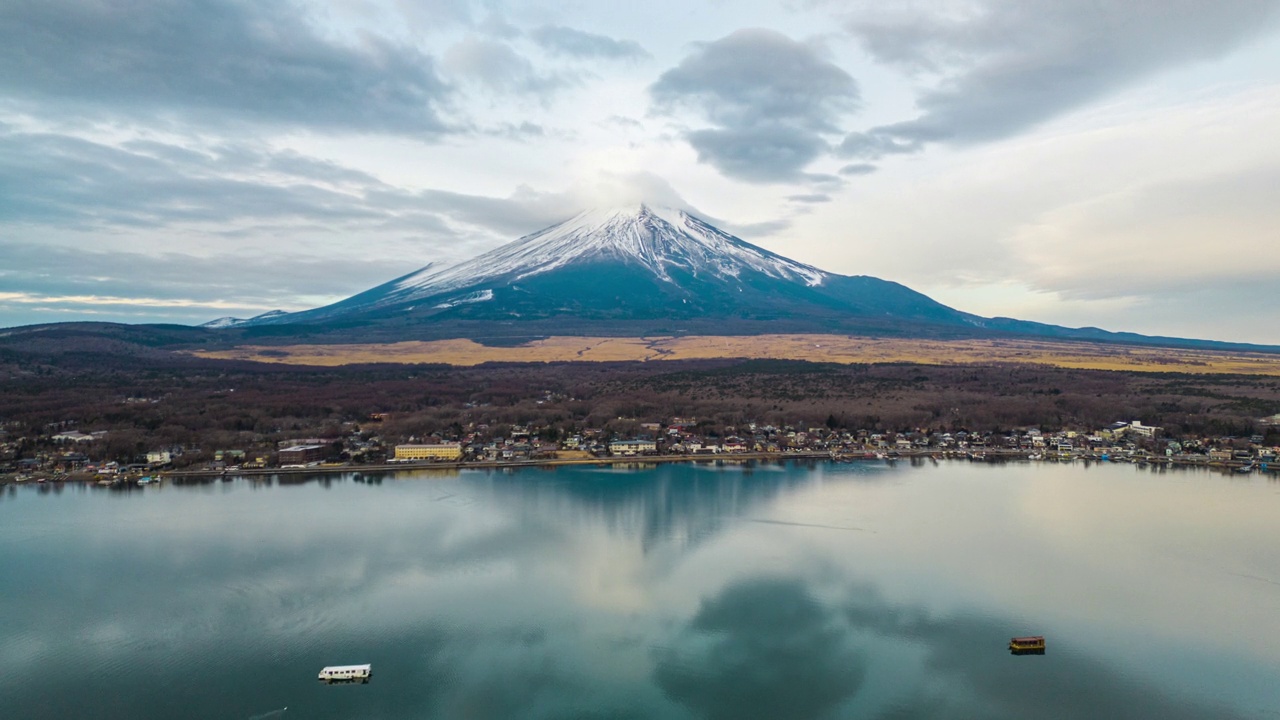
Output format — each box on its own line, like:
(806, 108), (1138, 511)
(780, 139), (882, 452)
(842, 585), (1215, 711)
(246, 204), (975, 335)
(395, 204), (825, 293)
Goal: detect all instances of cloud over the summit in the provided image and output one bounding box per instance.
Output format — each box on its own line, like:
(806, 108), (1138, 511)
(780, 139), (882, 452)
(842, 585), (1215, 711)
(650, 29), (859, 183)
(0, 0), (453, 134)
(838, 0), (1280, 158)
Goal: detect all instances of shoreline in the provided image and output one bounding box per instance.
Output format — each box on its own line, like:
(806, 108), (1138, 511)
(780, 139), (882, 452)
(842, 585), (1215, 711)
(5, 449), (1273, 485)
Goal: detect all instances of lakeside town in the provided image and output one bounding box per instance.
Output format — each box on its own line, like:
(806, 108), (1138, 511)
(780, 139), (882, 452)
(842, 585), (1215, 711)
(6, 412), (1279, 485)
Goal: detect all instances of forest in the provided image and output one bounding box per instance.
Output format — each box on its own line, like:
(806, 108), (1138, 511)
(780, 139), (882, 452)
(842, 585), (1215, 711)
(3, 343), (1279, 468)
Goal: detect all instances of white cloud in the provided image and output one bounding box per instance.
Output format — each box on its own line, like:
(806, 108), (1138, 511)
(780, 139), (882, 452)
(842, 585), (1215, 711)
(806, 82), (1280, 342)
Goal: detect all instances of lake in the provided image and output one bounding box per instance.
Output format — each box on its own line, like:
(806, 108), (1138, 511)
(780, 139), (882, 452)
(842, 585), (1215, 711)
(2, 460), (1278, 719)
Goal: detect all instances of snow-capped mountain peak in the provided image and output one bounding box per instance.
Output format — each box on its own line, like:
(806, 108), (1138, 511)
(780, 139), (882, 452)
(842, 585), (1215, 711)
(383, 204), (825, 306)
(238, 204), (870, 327)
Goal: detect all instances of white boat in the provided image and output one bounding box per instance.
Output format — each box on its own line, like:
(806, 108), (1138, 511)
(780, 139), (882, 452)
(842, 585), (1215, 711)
(318, 664), (371, 683)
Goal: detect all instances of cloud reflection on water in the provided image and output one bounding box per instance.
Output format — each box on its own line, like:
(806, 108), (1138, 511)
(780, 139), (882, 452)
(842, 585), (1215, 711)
(0, 462), (1275, 719)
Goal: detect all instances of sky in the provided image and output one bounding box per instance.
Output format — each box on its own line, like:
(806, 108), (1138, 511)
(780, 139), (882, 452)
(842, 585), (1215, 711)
(2, 0), (1279, 343)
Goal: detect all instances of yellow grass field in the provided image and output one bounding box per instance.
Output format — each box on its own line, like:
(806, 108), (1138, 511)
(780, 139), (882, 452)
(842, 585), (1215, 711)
(190, 335), (1280, 376)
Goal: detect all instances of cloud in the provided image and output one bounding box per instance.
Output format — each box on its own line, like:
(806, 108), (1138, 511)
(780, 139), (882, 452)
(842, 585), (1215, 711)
(650, 29), (859, 183)
(787, 193), (831, 203)
(477, 14), (522, 39)
(413, 171), (712, 234)
(655, 575), (1255, 720)
(0, 125), (583, 242)
(0, 0), (454, 135)
(838, 163), (878, 176)
(442, 36), (572, 95)
(530, 25), (649, 60)
(0, 130), (417, 230)
(408, 186), (575, 237)
(653, 578), (866, 720)
(838, 0), (1280, 159)
(391, 0), (475, 33)
(814, 90), (1280, 344)
(684, 125), (831, 184)
(838, 584), (1250, 720)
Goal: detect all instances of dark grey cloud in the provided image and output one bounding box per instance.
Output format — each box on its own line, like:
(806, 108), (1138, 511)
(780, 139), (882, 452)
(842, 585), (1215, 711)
(0, 127), (567, 240)
(686, 126), (830, 183)
(0, 0), (453, 134)
(0, 130), (409, 229)
(654, 578), (866, 720)
(650, 29), (859, 183)
(530, 25), (650, 60)
(840, 0), (1280, 159)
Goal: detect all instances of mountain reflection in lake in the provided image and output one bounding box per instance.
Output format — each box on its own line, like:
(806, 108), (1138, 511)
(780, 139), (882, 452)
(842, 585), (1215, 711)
(2, 461), (1278, 719)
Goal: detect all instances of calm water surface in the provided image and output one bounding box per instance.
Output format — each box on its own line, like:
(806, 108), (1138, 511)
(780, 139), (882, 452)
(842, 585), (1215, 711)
(2, 461), (1279, 719)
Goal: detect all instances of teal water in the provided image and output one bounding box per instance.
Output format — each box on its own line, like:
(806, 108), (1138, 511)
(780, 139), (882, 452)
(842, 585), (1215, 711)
(2, 461), (1278, 719)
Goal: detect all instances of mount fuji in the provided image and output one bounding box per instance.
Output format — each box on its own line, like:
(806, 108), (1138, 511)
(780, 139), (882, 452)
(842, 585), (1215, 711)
(241, 204), (990, 337)
(223, 204), (1263, 350)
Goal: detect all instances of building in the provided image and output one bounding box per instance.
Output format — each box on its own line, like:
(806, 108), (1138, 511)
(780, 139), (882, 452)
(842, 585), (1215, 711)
(609, 440), (657, 455)
(279, 444), (329, 465)
(394, 443), (463, 461)
(1125, 421), (1162, 439)
(51, 431), (95, 443)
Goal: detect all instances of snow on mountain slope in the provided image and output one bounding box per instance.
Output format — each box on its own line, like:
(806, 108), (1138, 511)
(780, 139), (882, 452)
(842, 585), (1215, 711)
(378, 204), (826, 308)
(199, 309), (289, 328)
(200, 316), (243, 329)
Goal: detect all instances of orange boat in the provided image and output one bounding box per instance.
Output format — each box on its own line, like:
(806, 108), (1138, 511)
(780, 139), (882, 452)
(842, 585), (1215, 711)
(1009, 635), (1045, 654)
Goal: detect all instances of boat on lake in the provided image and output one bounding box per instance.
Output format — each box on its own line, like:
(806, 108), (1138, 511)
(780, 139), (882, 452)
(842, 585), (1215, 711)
(318, 664), (371, 684)
(1009, 636), (1045, 655)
